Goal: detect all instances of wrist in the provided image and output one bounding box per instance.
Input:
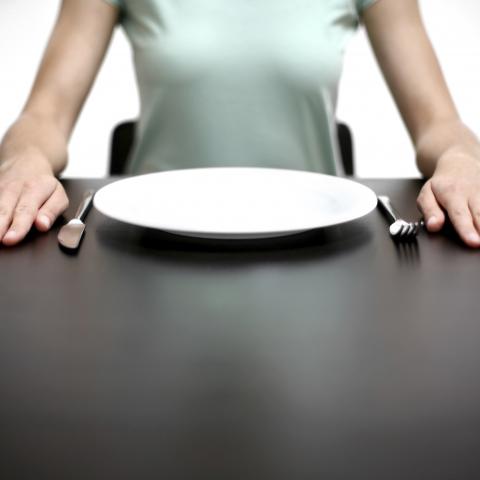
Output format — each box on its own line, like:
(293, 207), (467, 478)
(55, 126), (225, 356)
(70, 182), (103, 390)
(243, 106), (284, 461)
(0, 114), (68, 176)
(0, 147), (55, 177)
(434, 143), (480, 173)
(415, 119), (480, 177)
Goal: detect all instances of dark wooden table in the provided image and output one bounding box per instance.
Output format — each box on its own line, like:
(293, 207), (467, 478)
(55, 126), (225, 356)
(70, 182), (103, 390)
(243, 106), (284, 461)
(1, 178), (480, 480)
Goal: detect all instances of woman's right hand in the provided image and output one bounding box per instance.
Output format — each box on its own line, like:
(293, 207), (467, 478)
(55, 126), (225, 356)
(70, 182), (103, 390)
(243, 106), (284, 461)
(0, 0), (119, 246)
(0, 154), (69, 246)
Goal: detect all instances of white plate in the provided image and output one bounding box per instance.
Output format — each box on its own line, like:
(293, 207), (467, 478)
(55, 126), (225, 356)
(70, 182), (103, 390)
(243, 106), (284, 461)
(94, 167), (377, 239)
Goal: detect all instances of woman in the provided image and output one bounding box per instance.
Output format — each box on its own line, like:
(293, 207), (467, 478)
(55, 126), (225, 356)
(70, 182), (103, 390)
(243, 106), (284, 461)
(1, 0), (480, 247)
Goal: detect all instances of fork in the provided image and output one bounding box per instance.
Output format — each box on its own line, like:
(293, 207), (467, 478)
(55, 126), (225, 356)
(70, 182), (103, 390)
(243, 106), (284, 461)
(377, 195), (424, 241)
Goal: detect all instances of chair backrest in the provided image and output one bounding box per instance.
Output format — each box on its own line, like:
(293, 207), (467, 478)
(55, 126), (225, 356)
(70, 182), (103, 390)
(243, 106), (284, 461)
(109, 120), (355, 175)
(336, 122), (354, 176)
(109, 121), (137, 175)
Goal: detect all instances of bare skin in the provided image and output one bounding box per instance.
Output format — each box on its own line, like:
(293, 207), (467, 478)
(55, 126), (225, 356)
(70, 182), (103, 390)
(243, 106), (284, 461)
(0, 0), (118, 246)
(364, 0), (480, 248)
(1, 0), (480, 247)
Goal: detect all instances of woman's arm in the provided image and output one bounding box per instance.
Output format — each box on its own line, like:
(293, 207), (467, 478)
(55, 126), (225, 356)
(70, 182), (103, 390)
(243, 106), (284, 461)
(363, 0), (480, 248)
(0, 0), (118, 246)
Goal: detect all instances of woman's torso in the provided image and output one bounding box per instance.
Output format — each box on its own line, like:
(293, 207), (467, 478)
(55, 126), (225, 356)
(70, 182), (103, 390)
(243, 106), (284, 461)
(109, 0), (374, 174)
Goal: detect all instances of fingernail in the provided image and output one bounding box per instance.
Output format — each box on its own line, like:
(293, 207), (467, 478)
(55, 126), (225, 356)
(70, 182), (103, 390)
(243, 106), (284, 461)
(38, 214), (51, 228)
(3, 230), (16, 242)
(468, 233), (480, 244)
(427, 216), (438, 227)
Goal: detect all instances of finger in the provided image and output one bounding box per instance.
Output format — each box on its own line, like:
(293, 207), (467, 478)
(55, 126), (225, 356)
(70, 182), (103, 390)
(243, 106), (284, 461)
(34, 183), (69, 232)
(444, 198), (480, 248)
(2, 179), (57, 246)
(416, 181), (445, 232)
(469, 196), (480, 237)
(0, 181), (23, 240)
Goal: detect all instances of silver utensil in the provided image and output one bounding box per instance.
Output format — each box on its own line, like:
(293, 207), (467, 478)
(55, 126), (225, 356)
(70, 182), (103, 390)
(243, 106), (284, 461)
(377, 195), (424, 241)
(57, 189), (95, 250)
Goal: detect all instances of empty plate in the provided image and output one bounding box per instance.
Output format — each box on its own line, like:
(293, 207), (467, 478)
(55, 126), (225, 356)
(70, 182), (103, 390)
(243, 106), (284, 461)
(93, 167), (377, 239)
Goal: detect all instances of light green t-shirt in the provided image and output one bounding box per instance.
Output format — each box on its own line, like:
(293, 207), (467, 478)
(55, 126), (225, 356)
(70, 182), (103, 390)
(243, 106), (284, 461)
(105, 0), (378, 175)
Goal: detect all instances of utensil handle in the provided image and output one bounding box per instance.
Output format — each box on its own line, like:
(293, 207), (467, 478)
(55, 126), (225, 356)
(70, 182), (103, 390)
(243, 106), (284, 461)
(377, 195), (399, 224)
(74, 190), (95, 221)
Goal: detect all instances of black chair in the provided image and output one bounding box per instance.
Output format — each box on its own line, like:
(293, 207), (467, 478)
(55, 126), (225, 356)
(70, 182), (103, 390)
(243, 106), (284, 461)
(109, 120), (355, 176)
(336, 122), (354, 176)
(109, 121), (137, 175)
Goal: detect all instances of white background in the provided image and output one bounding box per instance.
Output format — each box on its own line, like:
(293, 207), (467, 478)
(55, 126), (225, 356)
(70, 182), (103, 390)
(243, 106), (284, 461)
(1, 0), (479, 178)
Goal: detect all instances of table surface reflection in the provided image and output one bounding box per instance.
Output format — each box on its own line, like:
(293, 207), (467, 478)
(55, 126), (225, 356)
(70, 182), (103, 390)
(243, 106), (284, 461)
(1, 177), (479, 480)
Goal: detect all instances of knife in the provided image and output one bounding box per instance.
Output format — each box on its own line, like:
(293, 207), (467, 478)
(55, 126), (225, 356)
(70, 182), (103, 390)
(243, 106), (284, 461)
(57, 189), (95, 250)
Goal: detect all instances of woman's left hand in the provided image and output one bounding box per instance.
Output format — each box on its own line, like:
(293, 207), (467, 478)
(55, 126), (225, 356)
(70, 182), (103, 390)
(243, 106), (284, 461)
(417, 145), (480, 248)
(363, 0), (480, 249)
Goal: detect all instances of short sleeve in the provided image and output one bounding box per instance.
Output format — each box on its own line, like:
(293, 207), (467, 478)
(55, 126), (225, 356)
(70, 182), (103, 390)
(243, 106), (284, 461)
(103, 0), (124, 22)
(355, 0), (379, 15)
(103, 0), (122, 8)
